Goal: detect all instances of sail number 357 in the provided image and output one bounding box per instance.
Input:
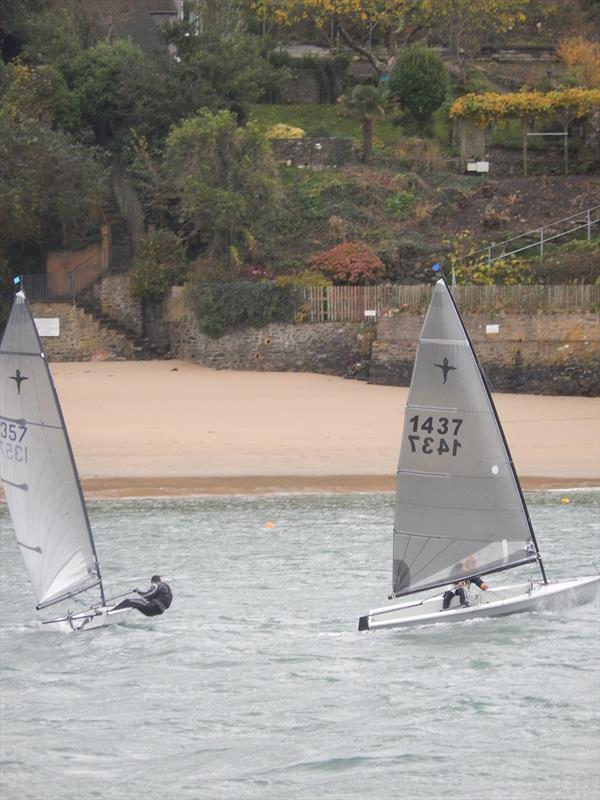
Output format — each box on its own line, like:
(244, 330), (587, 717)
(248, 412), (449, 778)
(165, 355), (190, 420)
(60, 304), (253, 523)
(0, 421), (28, 463)
(407, 415), (463, 457)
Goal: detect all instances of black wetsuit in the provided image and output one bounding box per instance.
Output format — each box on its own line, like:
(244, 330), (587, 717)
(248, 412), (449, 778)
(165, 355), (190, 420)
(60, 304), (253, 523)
(114, 581), (173, 616)
(443, 575), (485, 609)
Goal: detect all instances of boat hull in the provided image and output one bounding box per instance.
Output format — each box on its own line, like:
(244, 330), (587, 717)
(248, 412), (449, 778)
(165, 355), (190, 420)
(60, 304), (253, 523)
(42, 605), (133, 633)
(358, 575), (600, 631)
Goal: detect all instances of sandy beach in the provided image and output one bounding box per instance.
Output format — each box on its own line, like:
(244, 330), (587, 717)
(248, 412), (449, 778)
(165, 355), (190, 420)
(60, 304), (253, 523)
(16, 360), (596, 498)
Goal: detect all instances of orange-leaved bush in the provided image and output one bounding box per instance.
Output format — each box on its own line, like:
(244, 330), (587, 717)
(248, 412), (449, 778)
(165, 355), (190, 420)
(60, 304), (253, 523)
(309, 241), (385, 285)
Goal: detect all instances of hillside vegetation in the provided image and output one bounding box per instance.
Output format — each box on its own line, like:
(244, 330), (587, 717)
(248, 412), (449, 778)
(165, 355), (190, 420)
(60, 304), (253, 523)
(1, 0), (599, 325)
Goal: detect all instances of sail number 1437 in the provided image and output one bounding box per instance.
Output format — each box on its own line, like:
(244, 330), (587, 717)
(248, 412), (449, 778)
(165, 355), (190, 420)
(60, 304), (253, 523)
(407, 415), (463, 457)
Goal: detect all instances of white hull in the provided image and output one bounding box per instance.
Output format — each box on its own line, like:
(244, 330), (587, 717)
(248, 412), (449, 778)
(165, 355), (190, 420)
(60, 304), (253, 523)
(359, 575), (600, 631)
(42, 605), (133, 633)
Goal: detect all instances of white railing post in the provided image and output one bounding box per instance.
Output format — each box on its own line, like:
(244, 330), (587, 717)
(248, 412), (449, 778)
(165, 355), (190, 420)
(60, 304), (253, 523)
(540, 227), (544, 261)
(588, 209), (591, 241)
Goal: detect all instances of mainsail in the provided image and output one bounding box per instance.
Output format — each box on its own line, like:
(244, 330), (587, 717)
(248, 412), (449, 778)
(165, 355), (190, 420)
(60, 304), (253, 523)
(0, 292), (102, 608)
(392, 279), (540, 597)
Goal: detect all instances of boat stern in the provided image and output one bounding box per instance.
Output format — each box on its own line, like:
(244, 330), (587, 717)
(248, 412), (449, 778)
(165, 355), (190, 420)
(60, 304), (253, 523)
(358, 614), (370, 631)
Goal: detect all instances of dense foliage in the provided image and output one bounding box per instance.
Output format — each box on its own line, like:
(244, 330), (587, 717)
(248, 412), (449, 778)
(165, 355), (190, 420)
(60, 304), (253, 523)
(130, 229), (187, 301)
(388, 46), (448, 130)
(309, 241), (385, 284)
(163, 109), (281, 267)
(558, 38), (600, 89)
(0, 113), (107, 252)
(0, 0), (598, 333)
(187, 280), (303, 337)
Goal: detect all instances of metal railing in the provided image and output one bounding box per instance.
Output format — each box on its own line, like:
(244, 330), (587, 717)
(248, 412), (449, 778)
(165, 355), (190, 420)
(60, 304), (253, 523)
(21, 250), (110, 303)
(469, 205), (600, 267)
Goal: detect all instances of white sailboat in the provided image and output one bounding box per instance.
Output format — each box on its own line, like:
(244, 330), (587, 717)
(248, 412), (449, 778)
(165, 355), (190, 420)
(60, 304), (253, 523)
(0, 290), (132, 632)
(358, 275), (599, 631)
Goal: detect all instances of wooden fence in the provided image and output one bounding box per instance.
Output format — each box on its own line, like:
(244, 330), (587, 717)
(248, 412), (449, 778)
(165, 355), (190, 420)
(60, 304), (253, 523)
(300, 284), (600, 322)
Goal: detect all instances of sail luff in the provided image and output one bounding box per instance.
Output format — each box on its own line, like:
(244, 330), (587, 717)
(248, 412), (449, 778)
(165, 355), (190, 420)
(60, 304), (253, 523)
(439, 276), (547, 584)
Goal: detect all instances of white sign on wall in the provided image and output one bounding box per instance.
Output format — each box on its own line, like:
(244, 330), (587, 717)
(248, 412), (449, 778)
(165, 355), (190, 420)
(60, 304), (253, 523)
(486, 324), (500, 335)
(467, 161), (490, 173)
(34, 318), (60, 337)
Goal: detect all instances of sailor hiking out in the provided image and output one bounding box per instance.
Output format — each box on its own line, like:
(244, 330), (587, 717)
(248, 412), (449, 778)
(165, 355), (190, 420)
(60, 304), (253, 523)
(113, 575), (173, 617)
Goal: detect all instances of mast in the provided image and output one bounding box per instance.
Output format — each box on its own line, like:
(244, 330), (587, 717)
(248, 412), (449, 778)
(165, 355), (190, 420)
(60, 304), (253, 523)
(439, 272), (547, 584)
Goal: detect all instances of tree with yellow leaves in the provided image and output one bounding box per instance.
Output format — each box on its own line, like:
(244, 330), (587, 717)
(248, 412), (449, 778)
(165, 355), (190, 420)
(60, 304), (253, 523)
(252, 1), (426, 74)
(421, 0), (529, 86)
(253, 1), (530, 81)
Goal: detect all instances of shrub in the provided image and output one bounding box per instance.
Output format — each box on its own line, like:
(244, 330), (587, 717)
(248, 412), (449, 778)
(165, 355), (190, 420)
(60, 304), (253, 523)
(388, 46), (448, 129)
(443, 230), (533, 285)
(266, 123), (305, 140)
(385, 191), (415, 220)
(275, 271), (330, 289)
(130, 228), (187, 300)
(187, 280), (303, 338)
(309, 241), (385, 285)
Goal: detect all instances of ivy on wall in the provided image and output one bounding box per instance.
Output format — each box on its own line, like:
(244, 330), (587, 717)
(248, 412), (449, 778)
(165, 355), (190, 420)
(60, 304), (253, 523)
(187, 280), (303, 338)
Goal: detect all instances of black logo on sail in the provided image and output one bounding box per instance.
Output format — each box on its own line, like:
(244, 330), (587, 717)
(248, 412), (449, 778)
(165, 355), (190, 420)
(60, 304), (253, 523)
(434, 357), (457, 384)
(9, 369), (29, 395)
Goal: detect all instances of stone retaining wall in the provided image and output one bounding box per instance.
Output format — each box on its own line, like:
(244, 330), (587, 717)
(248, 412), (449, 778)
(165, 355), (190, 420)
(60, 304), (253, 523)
(95, 274), (143, 337)
(369, 313), (599, 395)
(36, 283), (599, 396)
(160, 289), (599, 395)
(168, 310), (375, 377)
(31, 303), (137, 361)
(270, 137), (354, 169)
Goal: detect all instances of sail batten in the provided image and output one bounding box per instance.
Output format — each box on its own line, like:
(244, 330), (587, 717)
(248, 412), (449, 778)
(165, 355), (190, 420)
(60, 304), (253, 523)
(0, 292), (103, 609)
(392, 278), (539, 595)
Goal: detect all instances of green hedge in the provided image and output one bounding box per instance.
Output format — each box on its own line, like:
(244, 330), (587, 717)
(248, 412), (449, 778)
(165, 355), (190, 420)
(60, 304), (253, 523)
(187, 281), (304, 338)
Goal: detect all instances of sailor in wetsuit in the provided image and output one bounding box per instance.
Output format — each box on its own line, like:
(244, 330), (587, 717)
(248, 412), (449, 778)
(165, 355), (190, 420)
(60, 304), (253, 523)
(442, 556), (488, 610)
(113, 575), (173, 616)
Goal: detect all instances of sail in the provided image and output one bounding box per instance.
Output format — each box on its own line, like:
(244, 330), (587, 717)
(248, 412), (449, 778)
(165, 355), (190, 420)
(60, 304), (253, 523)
(0, 292), (101, 608)
(392, 279), (538, 596)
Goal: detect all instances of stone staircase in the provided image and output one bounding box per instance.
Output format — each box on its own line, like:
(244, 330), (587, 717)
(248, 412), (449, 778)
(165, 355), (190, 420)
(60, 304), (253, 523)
(76, 292), (170, 361)
(104, 200), (133, 273)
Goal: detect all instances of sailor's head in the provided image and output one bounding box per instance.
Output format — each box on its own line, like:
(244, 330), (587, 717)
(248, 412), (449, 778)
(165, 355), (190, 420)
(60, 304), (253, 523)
(463, 556), (477, 571)
(151, 574), (161, 583)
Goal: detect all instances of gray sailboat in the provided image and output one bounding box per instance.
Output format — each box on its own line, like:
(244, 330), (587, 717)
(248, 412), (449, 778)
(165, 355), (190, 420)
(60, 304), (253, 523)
(359, 276), (599, 631)
(0, 290), (132, 632)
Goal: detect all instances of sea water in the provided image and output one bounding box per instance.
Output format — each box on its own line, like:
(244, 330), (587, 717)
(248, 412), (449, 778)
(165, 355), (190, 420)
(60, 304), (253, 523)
(0, 491), (598, 800)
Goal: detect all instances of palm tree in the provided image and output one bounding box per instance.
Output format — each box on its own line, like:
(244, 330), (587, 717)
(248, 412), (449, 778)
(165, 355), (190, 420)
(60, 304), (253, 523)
(338, 84), (386, 163)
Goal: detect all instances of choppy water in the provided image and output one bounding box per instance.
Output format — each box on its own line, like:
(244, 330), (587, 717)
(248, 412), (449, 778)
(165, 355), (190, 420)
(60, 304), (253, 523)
(1, 491), (599, 800)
